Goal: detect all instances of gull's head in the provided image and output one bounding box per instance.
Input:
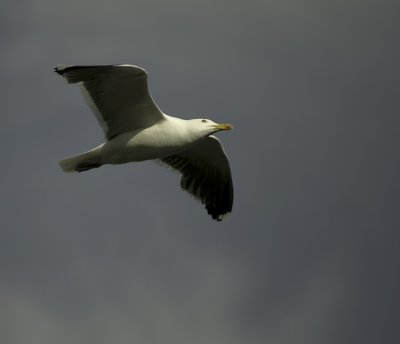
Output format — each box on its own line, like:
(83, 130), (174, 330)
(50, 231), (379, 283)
(191, 118), (233, 137)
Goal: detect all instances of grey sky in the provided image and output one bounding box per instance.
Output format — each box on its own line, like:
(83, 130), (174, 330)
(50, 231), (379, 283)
(1, 0), (399, 343)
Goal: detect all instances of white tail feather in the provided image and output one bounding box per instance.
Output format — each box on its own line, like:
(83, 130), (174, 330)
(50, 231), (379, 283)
(59, 147), (102, 173)
(59, 155), (84, 173)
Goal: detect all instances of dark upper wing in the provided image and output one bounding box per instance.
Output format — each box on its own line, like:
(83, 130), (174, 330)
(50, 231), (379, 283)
(161, 136), (233, 221)
(55, 64), (164, 139)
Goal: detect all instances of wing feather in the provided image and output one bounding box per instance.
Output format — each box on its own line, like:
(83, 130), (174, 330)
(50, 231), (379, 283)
(161, 136), (233, 221)
(55, 64), (164, 139)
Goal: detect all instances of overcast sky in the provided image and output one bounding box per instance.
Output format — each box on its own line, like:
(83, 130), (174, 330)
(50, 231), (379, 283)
(1, 0), (399, 343)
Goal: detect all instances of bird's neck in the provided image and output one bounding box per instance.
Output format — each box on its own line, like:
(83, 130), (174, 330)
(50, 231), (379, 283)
(163, 115), (205, 144)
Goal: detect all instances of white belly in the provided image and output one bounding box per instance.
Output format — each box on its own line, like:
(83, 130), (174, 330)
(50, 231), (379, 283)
(99, 125), (197, 164)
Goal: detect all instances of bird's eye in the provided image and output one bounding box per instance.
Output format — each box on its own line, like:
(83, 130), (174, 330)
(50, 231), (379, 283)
(201, 119), (207, 123)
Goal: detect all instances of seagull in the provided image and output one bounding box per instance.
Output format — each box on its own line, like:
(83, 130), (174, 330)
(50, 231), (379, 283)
(55, 64), (233, 221)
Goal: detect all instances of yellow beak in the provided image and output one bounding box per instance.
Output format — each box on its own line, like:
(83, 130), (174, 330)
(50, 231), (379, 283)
(214, 123), (233, 131)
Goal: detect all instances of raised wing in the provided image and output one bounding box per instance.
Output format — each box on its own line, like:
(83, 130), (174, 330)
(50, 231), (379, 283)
(161, 136), (233, 221)
(55, 64), (165, 139)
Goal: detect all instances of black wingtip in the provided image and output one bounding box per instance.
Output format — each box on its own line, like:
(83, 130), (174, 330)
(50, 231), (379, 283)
(54, 65), (85, 76)
(54, 65), (67, 76)
(208, 208), (230, 221)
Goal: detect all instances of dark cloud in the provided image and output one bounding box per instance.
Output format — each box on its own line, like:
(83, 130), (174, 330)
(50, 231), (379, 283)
(1, 0), (399, 343)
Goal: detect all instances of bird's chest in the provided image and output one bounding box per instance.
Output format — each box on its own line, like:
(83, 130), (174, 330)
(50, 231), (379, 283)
(103, 126), (199, 163)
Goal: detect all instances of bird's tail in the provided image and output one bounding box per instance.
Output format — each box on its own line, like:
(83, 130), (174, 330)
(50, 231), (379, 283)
(59, 149), (102, 173)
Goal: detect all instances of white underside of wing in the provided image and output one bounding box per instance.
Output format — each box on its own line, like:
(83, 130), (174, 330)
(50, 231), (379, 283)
(56, 64), (165, 139)
(79, 83), (109, 134)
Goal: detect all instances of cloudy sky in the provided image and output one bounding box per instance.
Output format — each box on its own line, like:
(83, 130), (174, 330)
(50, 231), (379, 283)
(1, 0), (399, 343)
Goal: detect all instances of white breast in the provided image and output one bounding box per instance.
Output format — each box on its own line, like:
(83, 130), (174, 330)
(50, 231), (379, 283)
(99, 117), (203, 164)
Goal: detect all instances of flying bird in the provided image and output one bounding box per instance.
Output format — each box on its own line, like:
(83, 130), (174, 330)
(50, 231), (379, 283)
(55, 64), (233, 220)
